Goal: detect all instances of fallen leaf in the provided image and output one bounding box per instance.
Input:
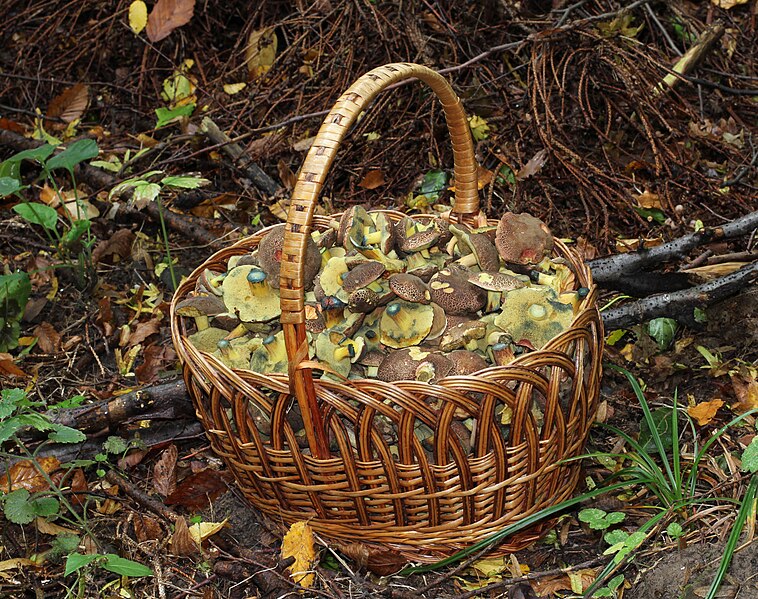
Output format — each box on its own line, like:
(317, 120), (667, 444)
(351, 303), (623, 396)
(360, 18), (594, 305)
(636, 190), (661, 209)
(0, 558), (36, 572)
(63, 197), (99, 221)
(165, 468), (232, 510)
(245, 28), (278, 78)
(335, 542), (406, 575)
(731, 368), (758, 413)
(615, 236), (663, 253)
(128, 0), (148, 34)
(46, 84), (89, 125)
(1, 457), (60, 493)
(35, 517), (78, 536)
(711, 0), (748, 9)
(277, 159), (298, 191)
(468, 115), (490, 141)
(281, 521), (316, 589)
(123, 318), (162, 349)
(684, 262), (746, 281)
(134, 514), (164, 543)
(533, 569), (596, 596)
(92, 229), (136, 264)
(171, 516), (200, 556)
(0, 353), (27, 378)
(152, 444), (178, 497)
(223, 82), (247, 95)
(687, 399), (724, 426)
(358, 169), (385, 190)
(50, 468), (88, 505)
(292, 136), (316, 152)
(146, 0), (196, 43)
(33, 321), (60, 354)
(0, 118), (26, 134)
(516, 149), (548, 181)
(135, 344), (176, 384)
(188, 518), (228, 544)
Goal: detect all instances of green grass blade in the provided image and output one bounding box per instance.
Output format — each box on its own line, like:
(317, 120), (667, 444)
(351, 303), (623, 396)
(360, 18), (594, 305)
(400, 479), (645, 575)
(704, 474), (758, 599)
(672, 389), (682, 502)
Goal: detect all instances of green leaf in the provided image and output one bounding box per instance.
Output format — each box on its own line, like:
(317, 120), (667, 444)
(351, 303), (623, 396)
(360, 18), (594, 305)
(0, 271), (31, 313)
(62, 220), (91, 247)
(604, 512), (626, 525)
(102, 554), (153, 577)
(634, 206), (666, 224)
(3, 489), (36, 524)
(468, 115), (491, 141)
(50, 533), (80, 554)
(0, 319), (22, 353)
(48, 423), (87, 444)
(605, 329), (626, 346)
(0, 388), (27, 419)
(607, 575), (625, 591)
(161, 175), (210, 189)
(0, 159), (21, 179)
(638, 407), (675, 452)
(418, 169), (448, 200)
(741, 437), (758, 473)
(131, 182), (161, 205)
(578, 508), (606, 524)
(666, 521), (684, 539)
(103, 435), (128, 455)
(12, 202), (59, 231)
(648, 317), (678, 350)
(5, 144), (55, 165)
(31, 496), (60, 517)
(90, 159), (122, 173)
(0, 416), (23, 443)
(51, 394), (86, 410)
(0, 176), (23, 198)
(604, 529), (629, 546)
(45, 139), (99, 174)
(496, 164), (516, 187)
(693, 307), (707, 323)
(155, 104), (195, 129)
(64, 552), (100, 576)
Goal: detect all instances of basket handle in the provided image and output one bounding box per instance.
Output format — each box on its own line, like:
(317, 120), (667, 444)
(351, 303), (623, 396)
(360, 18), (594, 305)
(279, 63), (480, 458)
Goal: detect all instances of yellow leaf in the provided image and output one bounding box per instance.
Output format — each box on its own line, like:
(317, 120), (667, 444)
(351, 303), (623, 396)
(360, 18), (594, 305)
(711, 0), (748, 8)
(223, 82), (247, 95)
(281, 521), (316, 589)
(188, 518), (228, 545)
(0, 558), (36, 572)
(128, 1), (148, 35)
(687, 399), (724, 426)
(636, 190), (661, 209)
(468, 115), (490, 141)
(246, 28), (278, 79)
(35, 517), (78, 536)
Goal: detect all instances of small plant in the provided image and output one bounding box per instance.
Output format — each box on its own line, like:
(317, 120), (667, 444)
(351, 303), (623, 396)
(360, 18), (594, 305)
(0, 270), (31, 352)
(578, 508), (626, 531)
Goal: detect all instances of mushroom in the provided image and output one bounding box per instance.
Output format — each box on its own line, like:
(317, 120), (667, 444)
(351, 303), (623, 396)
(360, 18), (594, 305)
(338, 206), (371, 249)
(376, 347), (452, 382)
(320, 295), (347, 329)
(328, 311), (365, 339)
(222, 265), (281, 323)
(366, 212), (396, 255)
(449, 225), (500, 272)
(305, 303), (326, 334)
(342, 261), (385, 293)
(196, 269), (225, 296)
(215, 337), (261, 370)
(258, 224), (321, 290)
(395, 217), (441, 253)
(249, 331), (288, 374)
(188, 326), (228, 353)
(467, 271), (526, 293)
(495, 212), (554, 265)
(428, 269), (486, 315)
(488, 342), (515, 366)
(380, 300), (435, 349)
(388, 273), (430, 304)
(347, 287), (380, 313)
(176, 295), (227, 331)
(439, 320), (487, 352)
(447, 350), (488, 375)
(316, 256), (350, 302)
(315, 332), (366, 379)
(493, 286), (574, 349)
(211, 312), (242, 331)
(425, 303), (447, 342)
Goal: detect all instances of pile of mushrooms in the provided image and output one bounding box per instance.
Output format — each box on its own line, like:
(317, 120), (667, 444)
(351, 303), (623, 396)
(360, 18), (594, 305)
(178, 208), (587, 384)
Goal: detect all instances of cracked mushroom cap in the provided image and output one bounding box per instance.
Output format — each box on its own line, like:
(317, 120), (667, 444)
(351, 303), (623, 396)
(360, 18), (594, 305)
(376, 347), (453, 383)
(388, 273), (430, 303)
(176, 295), (227, 331)
(347, 287), (380, 313)
(258, 224), (321, 290)
(447, 350), (489, 375)
(468, 271), (527, 292)
(342, 261), (386, 293)
(221, 265), (281, 323)
(428, 269), (486, 315)
(495, 212), (554, 265)
(380, 300), (435, 349)
(493, 286), (574, 349)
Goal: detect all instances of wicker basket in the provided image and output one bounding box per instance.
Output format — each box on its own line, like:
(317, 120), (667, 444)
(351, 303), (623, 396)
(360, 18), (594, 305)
(170, 63), (603, 561)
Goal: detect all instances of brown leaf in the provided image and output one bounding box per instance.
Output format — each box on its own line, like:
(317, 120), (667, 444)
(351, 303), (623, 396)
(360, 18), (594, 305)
(0, 353), (27, 378)
(122, 318), (162, 348)
(50, 468), (88, 505)
(165, 468), (232, 510)
(1, 458), (60, 493)
(731, 369), (758, 413)
(118, 449), (148, 470)
(171, 516), (200, 556)
(96, 297), (115, 338)
(35, 517), (78, 536)
(92, 229), (136, 264)
(358, 169), (385, 190)
(277, 160), (298, 191)
(46, 84), (89, 124)
(687, 399), (724, 426)
(135, 344), (177, 384)
(34, 322), (61, 354)
(0, 118), (26, 133)
(146, 0), (196, 43)
(152, 444), (178, 497)
(516, 149), (548, 181)
(134, 514), (164, 543)
(636, 190), (661, 209)
(340, 542), (406, 575)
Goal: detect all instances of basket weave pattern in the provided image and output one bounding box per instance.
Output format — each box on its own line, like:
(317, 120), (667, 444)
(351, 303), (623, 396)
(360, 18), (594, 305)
(171, 64), (603, 559)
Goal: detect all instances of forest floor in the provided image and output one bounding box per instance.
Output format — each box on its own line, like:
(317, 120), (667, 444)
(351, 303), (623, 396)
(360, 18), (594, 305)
(0, 0), (757, 597)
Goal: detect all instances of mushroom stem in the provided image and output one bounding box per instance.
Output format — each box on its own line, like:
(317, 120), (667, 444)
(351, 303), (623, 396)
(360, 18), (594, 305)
(363, 231), (382, 246)
(195, 315), (210, 331)
(224, 323), (248, 340)
(456, 253), (478, 268)
(333, 343), (356, 362)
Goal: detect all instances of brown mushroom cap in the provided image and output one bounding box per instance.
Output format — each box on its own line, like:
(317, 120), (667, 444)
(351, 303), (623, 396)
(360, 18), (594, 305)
(388, 273), (430, 303)
(447, 350), (488, 375)
(439, 319), (487, 352)
(376, 347), (452, 382)
(464, 233), (500, 271)
(467, 271), (526, 292)
(495, 212), (554, 265)
(428, 270), (486, 315)
(395, 217), (441, 253)
(342, 261), (385, 293)
(258, 224), (321, 290)
(347, 287), (379, 313)
(176, 295), (226, 319)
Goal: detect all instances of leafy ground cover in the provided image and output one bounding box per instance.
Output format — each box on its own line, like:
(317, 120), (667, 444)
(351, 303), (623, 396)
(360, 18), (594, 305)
(0, 0), (757, 597)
